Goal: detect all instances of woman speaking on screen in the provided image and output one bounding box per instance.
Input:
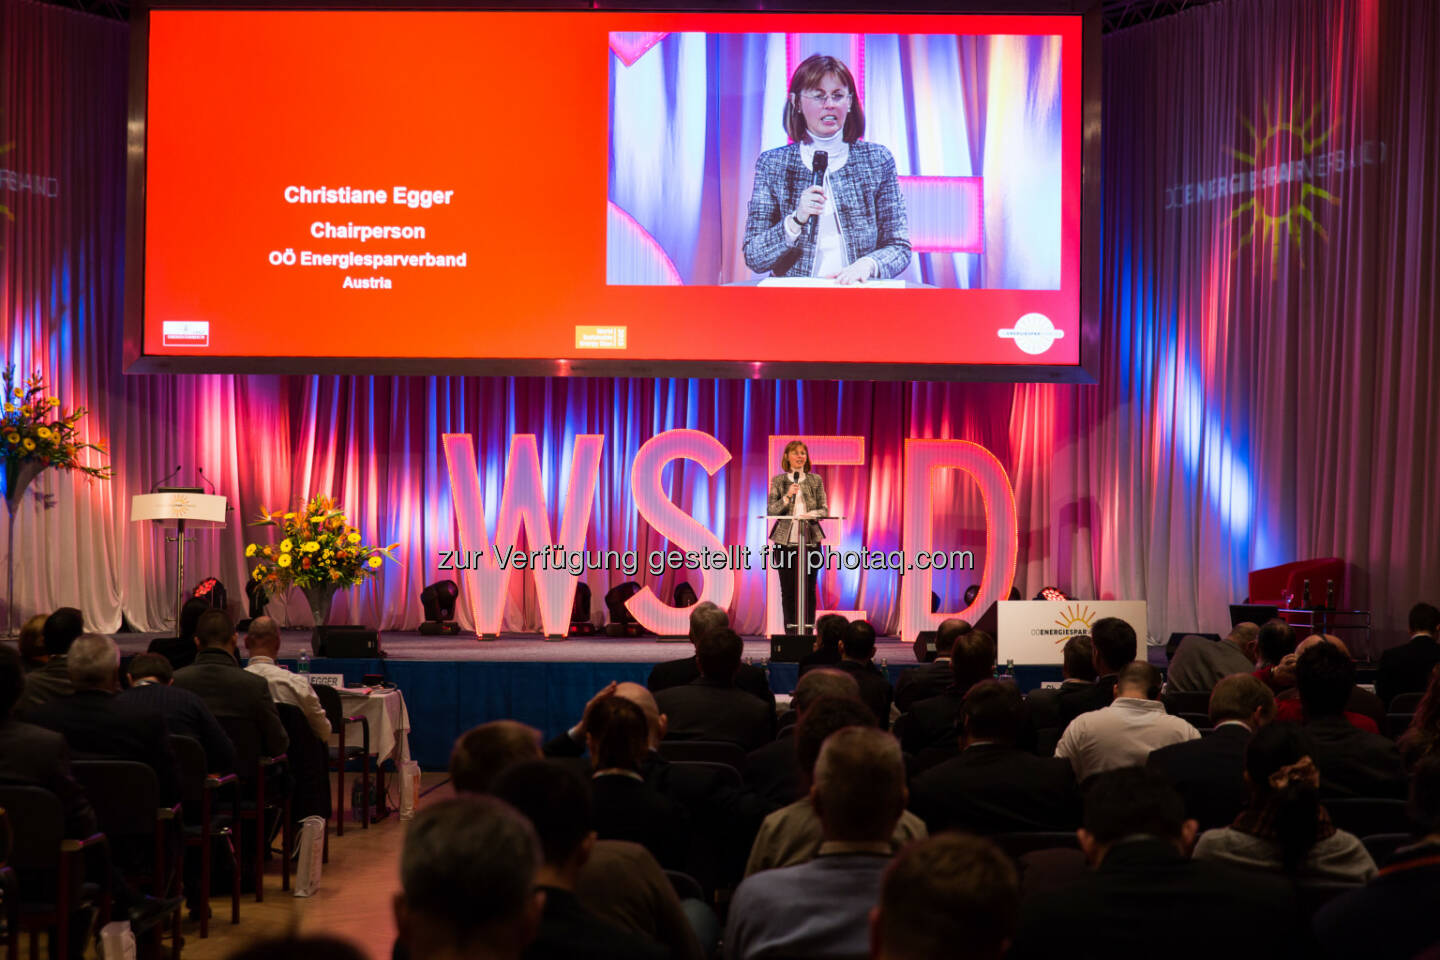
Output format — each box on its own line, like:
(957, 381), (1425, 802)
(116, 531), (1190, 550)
(742, 54), (911, 284)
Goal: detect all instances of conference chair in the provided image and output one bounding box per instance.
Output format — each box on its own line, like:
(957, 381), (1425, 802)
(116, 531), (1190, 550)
(1324, 798), (1417, 837)
(1360, 833), (1415, 866)
(1390, 692), (1424, 713)
(990, 831), (1082, 860)
(1385, 713), (1416, 739)
(1294, 879), (1363, 915)
(1161, 691), (1213, 716)
(658, 740), (749, 779)
(1177, 712), (1210, 730)
(69, 761), (183, 960)
(216, 716), (291, 902)
(169, 735), (240, 936)
(315, 683), (371, 837)
(0, 785), (109, 960)
(1, 809), (18, 960)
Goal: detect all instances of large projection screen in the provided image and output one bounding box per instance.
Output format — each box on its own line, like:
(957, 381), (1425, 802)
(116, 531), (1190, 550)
(125, 5), (1101, 381)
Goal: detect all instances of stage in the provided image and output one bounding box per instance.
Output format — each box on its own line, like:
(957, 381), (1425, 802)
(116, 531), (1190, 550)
(114, 630), (1065, 769)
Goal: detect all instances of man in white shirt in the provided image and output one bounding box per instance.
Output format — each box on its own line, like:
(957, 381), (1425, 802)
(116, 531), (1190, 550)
(244, 616), (331, 741)
(1055, 661), (1198, 783)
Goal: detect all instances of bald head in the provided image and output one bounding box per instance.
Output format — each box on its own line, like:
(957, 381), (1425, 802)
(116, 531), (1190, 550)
(793, 667), (860, 714)
(613, 681), (667, 748)
(1226, 622), (1259, 661)
(245, 616), (282, 658)
(1298, 633), (1349, 658)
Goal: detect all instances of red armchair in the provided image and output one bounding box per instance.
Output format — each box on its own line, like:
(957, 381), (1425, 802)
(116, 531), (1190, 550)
(1247, 558), (1345, 608)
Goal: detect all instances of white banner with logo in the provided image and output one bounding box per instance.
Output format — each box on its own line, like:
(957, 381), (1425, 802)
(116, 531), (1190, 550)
(997, 600), (1149, 665)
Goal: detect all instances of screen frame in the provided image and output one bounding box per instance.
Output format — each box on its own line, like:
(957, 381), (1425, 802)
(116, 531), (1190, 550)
(123, 0), (1102, 384)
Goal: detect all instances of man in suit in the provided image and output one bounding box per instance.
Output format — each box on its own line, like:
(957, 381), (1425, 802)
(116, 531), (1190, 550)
(870, 834), (1019, 960)
(26, 634), (181, 805)
(893, 618), (970, 713)
(910, 680), (1079, 835)
(119, 652), (236, 773)
(1375, 601), (1440, 706)
(0, 643), (96, 837)
(491, 761), (668, 960)
(655, 629), (773, 751)
(18, 606), (84, 713)
(748, 668), (859, 807)
(1026, 635), (1098, 734)
(646, 601), (774, 711)
(835, 620), (892, 729)
(1165, 623), (1258, 693)
(797, 614), (850, 675)
(1010, 769), (1307, 959)
(1055, 617), (1137, 729)
(1293, 640), (1407, 798)
(393, 795), (545, 960)
(1146, 673), (1275, 830)
(897, 629), (996, 756)
(173, 609), (288, 759)
(1055, 662), (1198, 784)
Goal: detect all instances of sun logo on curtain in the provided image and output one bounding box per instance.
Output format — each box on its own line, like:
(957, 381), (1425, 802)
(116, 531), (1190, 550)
(1229, 103), (1340, 268)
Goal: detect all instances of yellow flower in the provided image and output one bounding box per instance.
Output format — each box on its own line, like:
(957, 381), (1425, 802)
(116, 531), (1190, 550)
(367, 556), (383, 568)
(347, 532), (361, 544)
(337, 515), (347, 524)
(4, 433), (17, 444)
(36, 426), (51, 439)
(280, 539), (293, 552)
(245, 544), (257, 557)
(278, 554), (292, 568)
(47, 398), (59, 407)
(3, 404), (12, 413)
(302, 541), (320, 553)
(22, 439), (35, 451)
(284, 512), (296, 520)
(252, 566), (265, 580)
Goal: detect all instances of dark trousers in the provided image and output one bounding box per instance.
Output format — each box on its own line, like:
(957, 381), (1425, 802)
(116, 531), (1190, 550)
(773, 544), (820, 634)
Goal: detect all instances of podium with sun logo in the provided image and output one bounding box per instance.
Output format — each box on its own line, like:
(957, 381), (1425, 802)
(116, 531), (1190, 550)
(132, 488), (229, 631)
(997, 600), (1149, 665)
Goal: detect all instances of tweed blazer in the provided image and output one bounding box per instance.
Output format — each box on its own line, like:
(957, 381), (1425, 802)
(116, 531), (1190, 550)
(743, 141), (911, 280)
(767, 470), (828, 545)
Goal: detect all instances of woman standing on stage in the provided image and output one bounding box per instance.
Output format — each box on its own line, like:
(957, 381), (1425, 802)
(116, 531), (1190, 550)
(768, 440), (828, 634)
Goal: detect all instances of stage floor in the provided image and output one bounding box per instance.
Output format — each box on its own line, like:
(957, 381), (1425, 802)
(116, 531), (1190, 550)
(114, 630), (920, 665)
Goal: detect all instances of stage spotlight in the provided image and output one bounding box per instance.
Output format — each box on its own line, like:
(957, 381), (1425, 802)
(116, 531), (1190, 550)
(604, 582), (646, 637)
(1035, 586), (1068, 602)
(419, 579), (462, 635)
(569, 582), (595, 636)
(192, 577), (227, 609)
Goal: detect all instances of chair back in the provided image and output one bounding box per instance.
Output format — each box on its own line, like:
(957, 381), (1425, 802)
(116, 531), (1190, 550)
(658, 740), (749, 777)
(1385, 713), (1416, 739)
(1177, 712), (1210, 730)
(1161, 690), (1212, 716)
(1324, 798), (1417, 837)
(0, 786), (65, 871)
(1360, 832), (1416, 866)
(69, 761), (162, 841)
(1294, 879), (1362, 915)
(314, 683), (345, 731)
(1390, 692), (1424, 713)
(275, 702), (331, 821)
(666, 760), (743, 792)
(170, 735), (209, 821)
(990, 831), (1082, 859)
(664, 869), (704, 902)
(217, 714), (264, 775)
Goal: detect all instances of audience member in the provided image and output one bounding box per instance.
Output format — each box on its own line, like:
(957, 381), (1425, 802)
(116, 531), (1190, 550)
(490, 761), (667, 960)
(869, 833), (1019, 960)
(0, 643), (96, 838)
(1398, 665), (1440, 769)
(898, 628), (995, 755)
(747, 667), (859, 806)
(585, 695), (688, 870)
(119, 651), (236, 772)
(797, 613), (850, 675)
(654, 628), (773, 750)
(1193, 723), (1375, 882)
(646, 601), (775, 710)
(1146, 673), (1275, 830)
(1292, 640), (1406, 798)
(449, 721), (706, 960)
(894, 618), (970, 711)
(910, 679), (1079, 834)
(243, 616), (331, 740)
(1275, 634), (1381, 731)
(18, 606), (84, 712)
(835, 620), (893, 729)
(392, 796), (544, 960)
(1313, 755), (1440, 959)
(1166, 623), (1259, 693)
(1026, 634), (1097, 733)
(27, 634), (180, 804)
(746, 697), (924, 875)
(1055, 616), (1137, 727)
(1376, 602), (1440, 706)
(17, 613), (49, 671)
(1011, 769), (1306, 959)
(1252, 617), (1299, 691)
(173, 609), (288, 758)
(726, 728), (907, 960)
(1055, 661), (1197, 783)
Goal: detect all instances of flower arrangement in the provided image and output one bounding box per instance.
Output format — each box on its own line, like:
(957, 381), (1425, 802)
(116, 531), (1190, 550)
(0, 365), (112, 483)
(246, 494), (398, 594)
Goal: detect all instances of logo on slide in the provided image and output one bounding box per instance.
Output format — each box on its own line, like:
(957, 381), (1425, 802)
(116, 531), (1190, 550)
(998, 313), (1064, 355)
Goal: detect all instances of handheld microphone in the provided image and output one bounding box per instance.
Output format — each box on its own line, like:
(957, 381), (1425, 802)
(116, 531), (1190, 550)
(153, 464), (182, 492)
(806, 150), (829, 239)
(792, 471), (802, 484)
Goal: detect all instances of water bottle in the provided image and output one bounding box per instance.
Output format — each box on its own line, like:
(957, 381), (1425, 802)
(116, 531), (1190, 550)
(1325, 579), (1335, 610)
(298, 650), (310, 675)
(1301, 579), (1312, 609)
(1005, 658), (1015, 678)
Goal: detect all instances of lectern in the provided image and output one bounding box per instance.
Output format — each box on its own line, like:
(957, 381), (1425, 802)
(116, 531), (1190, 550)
(131, 488), (228, 630)
(760, 512), (840, 635)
